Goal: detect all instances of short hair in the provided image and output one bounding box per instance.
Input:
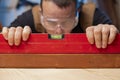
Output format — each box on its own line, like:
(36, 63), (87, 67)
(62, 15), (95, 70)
(40, 0), (77, 9)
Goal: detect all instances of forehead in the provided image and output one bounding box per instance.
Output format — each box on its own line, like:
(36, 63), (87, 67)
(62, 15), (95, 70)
(42, 1), (76, 18)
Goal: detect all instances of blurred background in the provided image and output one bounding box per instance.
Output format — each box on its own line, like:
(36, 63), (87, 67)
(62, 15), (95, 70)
(0, 0), (120, 30)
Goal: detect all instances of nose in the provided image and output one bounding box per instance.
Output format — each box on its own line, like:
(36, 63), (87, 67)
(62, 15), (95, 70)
(55, 25), (63, 34)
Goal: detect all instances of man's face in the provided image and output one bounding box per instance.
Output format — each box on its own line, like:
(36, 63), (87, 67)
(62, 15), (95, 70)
(41, 1), (77, 34)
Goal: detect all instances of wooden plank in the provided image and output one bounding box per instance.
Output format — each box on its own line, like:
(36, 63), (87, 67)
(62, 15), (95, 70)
(0, 54), (120, 68)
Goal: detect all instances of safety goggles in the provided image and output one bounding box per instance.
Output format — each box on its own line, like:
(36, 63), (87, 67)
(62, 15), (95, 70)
(40, 14), (78, 31)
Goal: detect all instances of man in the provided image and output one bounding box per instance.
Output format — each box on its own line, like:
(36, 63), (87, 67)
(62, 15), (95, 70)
(2, 0), (119, 48)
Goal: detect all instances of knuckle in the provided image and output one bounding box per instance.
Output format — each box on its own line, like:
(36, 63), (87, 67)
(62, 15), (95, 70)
(24, 26), (31, 32)
(86, 27), (94, 33)
(2, 29), (8, 34)
(98, 24), (103, 26)
(111, 27), (118, 33)
(94, 29), (101, 34)
(97, 24), (103, 28)
(86, 27), (93, 32)
(16, 27), (23, 34)
(16, 26), (23, 30)
(10, 27), (15, 29)
(24, 26), (29, 30)
(102, 30), (108, 34)
(9, 27), (16, 31)
(104, 24), (109, 26)
(102, 28), (109, 35)
(110, 25), (118, 30)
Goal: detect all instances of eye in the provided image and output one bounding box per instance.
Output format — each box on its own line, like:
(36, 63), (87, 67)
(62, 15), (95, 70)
(46, 20), (57, 26)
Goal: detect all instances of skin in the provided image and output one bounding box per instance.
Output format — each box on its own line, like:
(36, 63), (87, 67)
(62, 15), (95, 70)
(42, 1), (76, 34)
(2, 1), (119, 48)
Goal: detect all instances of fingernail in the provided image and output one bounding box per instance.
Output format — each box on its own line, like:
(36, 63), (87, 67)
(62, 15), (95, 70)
(15, 43), (20, 46)
(90, 42), (94, 44)
(9, 43), (13, 46)
(5, 37), (8, 40)
(108, 41), (111, 45)
(102, 44), (107, 49)
(23, 38), (27, 41)
(97, 44), (102, 48)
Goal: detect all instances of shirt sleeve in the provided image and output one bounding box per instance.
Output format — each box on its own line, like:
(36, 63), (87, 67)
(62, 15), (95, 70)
(93, 8), (112, 25)
(10, 9), (37, 33)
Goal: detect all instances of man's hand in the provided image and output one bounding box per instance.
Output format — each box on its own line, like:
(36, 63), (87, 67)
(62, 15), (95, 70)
(86, 24), (119, 48)
(2, 26), (31, 46)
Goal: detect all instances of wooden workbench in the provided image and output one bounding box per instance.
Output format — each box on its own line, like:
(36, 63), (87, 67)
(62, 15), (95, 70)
(0, 69), (120, 80)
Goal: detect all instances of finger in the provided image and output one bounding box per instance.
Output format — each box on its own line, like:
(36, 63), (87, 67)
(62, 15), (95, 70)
(102, 25), (110, 48)
(86, 27), (94, 44)
(2, 27), (9, 40)
(8, 27), (16, 46)
(22, 26), (31, 41)
(108, 25), (118, 44)
(94, 25), (102, 48)
(14, 27), (23, 46)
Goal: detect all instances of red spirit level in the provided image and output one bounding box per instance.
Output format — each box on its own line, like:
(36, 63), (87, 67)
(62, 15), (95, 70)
(0, 34), (120, 68)
(0, 34), (120, 54)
